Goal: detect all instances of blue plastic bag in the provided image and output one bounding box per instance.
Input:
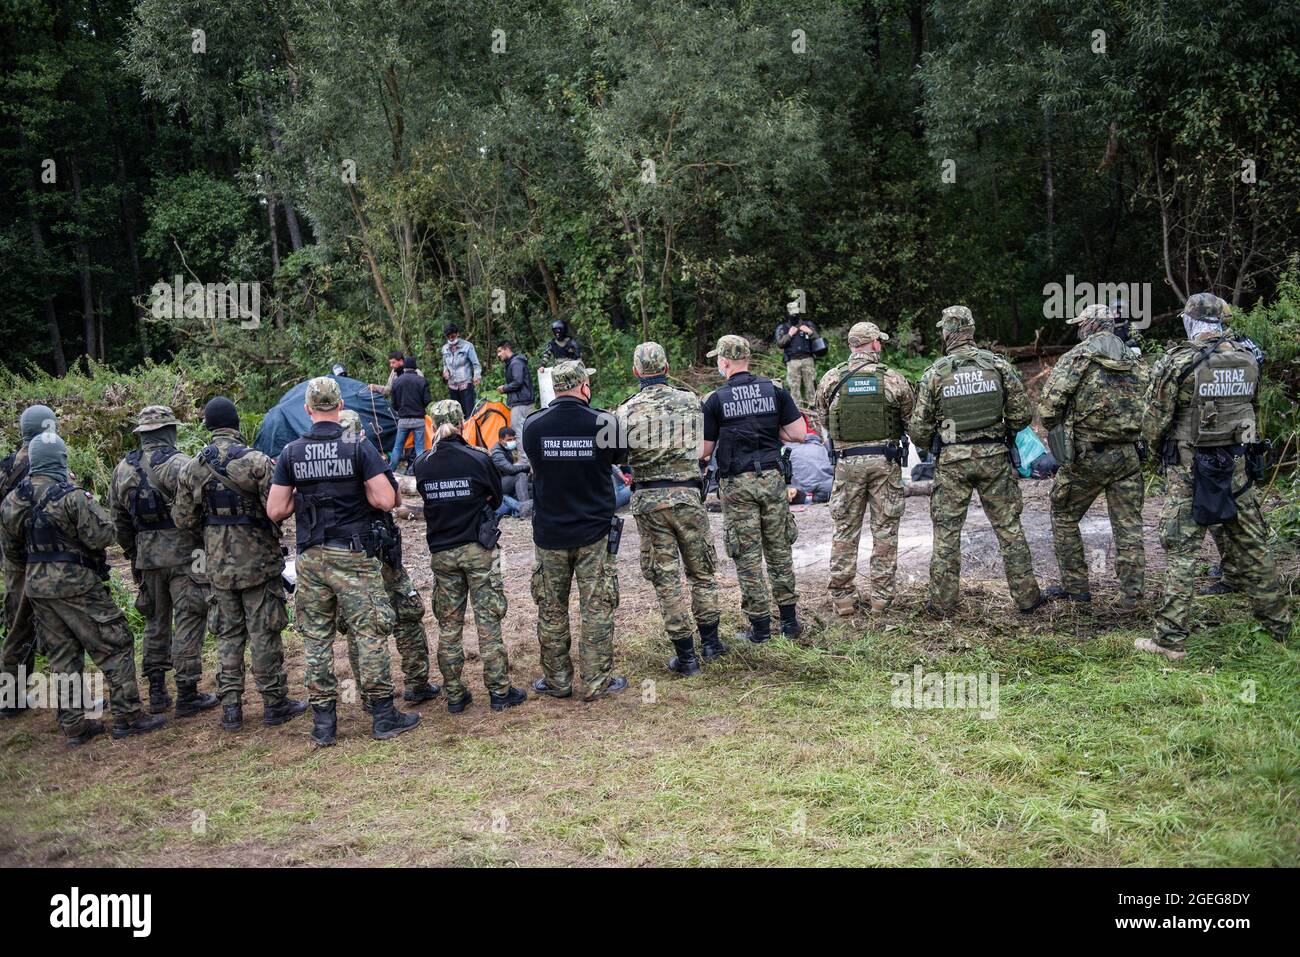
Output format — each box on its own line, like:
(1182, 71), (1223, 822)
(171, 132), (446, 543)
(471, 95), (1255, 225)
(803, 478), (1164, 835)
(1015, 427), (1047, 478)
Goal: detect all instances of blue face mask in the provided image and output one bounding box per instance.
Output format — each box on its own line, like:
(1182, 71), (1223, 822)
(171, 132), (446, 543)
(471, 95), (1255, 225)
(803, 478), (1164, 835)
(504, 441), (517, 450)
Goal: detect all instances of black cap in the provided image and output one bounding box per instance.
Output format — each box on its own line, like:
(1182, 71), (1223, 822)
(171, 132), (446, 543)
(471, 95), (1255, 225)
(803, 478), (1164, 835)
(203, 397), (240, 432)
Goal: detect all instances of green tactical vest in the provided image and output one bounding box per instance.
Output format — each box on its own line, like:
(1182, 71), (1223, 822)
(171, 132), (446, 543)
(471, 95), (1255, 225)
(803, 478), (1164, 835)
(828, 361), (901, 444)
(936, 353), (1004, 434)
(1173, 340), (1259, 447)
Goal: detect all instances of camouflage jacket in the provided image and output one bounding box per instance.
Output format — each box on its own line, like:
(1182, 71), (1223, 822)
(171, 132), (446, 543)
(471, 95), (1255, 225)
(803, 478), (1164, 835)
(110, 439), (201, 570)
(1142, 331), (1259, 455)
(0, 442), (29, 563)
(1039, 331), (1150, 444)
(616, 381), (704, 515)
(0, 475), (114, 599)
(814, 355), (915, 450)
(171, 429), (283, 591)
(909, 345), (1031, 462)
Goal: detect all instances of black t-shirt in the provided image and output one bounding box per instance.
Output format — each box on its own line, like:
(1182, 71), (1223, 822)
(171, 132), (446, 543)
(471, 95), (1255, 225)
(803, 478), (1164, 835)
(272, 420), (389, 548)
(523, 396), (627, 550)
(412, 435), (502, 553)
(703, 371), (801, 477)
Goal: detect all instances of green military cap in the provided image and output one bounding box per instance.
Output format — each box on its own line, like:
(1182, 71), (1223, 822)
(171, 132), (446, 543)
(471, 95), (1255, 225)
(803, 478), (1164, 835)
(133, 404), (182, 433)
(1182, 292), (1225, 322)
(338, 409), (362, 437)
(551, 359), (596, 392)
(847, 321), (890, 346)
(1067, 303), (1115, 325)
(706, 334), (751, 360)
(936, 305), (974, 330)
(429, 399), (464, 428)
(633, 341), (669, 376)
(306, 376), (343, 411)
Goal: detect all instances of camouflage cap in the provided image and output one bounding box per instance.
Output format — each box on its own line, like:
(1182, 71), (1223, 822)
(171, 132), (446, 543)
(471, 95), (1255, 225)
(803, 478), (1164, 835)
(338, 409), (362, 437)
(706, 335), (751, 360)
(633, 341), (669, 376)
(551, 359), (596, 392)
(936, 305), (975, 330)
(1067, 303), (1116, 325)
(847, 322), (890, 346)
(429, 399), (464, 428)
(133, 404), (182, 433)
(306, 376), (343, 411)
(1182, 292), (1226, 323)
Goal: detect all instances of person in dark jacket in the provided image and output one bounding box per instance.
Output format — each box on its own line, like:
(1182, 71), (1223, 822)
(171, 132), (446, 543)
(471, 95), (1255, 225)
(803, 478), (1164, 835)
(775, 311), (821, 407)
(496, 341), (535, 434)
(491, 428), (532, 517)
(388, 358), (432, 472)
(540, 319), (581, 367)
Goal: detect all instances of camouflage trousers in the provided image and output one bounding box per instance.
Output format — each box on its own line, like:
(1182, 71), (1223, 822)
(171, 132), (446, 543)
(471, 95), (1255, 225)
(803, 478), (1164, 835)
(431, 543), (510, 701)
(1, 559), (37, 684)
(635, 502), (719, 645)
(345, 561), (430, 691)
(720, 469), (798, 619)
(1153, 464), (1291, 650)
(1208, 525), (1240, 585)
(213, 575), (290, 706)
(828, 454), (905, 605)
(136, 563), (209, 686)
(295, 546), (395, 706)
(930, 453), (1041, 612)
(786, 356), (816, 408)
(531, 539), (618, 700)
(29, 586), (143, 736)
(1048, 444), (1145, 600)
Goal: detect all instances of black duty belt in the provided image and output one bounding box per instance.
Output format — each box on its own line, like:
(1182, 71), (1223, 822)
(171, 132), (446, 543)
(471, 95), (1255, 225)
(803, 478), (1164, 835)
(840, 445), (897, 458)
(631, 479), (701, 492)
(720, 457), (783, 479)
(947, 436), (1003, 447)
(26, 550), (98, 569)
(323, 538), (365, 552)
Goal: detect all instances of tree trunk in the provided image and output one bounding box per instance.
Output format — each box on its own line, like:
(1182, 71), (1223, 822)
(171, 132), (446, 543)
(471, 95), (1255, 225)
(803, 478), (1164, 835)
(22, 130), (67, 374)
(1043, 104), (1056, 265)
(70, 157), (97, 360)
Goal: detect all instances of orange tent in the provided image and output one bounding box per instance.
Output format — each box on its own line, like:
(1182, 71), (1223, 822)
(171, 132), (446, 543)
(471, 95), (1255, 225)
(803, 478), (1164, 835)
(463, 400), (511, 451)
(402, 415), (434, 452)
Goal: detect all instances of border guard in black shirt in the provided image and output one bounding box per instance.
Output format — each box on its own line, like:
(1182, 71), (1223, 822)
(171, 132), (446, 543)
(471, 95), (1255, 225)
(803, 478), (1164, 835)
(414, 400), (527, 713)
(267, 377), (418, 746)
(701, 335), (807, 645)
(522, 360), (629, 701)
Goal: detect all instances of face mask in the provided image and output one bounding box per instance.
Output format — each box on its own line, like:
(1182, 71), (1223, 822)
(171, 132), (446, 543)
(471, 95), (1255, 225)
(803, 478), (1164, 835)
(717, 362), (727, 378)
(504, 441), (516, 450)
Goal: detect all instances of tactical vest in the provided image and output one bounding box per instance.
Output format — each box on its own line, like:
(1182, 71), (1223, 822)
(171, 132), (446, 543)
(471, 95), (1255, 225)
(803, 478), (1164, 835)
(713, 374), (784, 477)
(125, 448), (178, 531)
(935, 353), (1004, 435)
(827, 360), (901, 444)
(279, 435), (369, 550)
(16, 479), (105, 575)
(199, 444), (273, 530)
(1173, 339), (1259, 447)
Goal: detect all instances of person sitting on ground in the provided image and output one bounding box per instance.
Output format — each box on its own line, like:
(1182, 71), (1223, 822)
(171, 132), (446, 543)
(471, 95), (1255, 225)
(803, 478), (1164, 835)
(786, 427), (834, 504)
(490, 428), (532, 518)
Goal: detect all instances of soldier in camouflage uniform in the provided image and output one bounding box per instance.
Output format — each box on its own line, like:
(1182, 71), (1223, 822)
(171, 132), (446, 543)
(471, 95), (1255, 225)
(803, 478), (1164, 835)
(1038, 304), (1150, 611)
(701, 335), (807, 644)
(172, 397), (306, 732)
(413, 400), (526, 712)
(0, 404), (56, 717)
(268, 378), (419, 744)
(522, 361), (629, 701)
(909, 306), (1046, 616)
(1138, 293), (1292, 659)
(0, 432), (164, 745)
(815, 322), (915, 616)
(616, 342), (723, 675)
(337, 409), (439, 708)
(110, 406), (219, 718)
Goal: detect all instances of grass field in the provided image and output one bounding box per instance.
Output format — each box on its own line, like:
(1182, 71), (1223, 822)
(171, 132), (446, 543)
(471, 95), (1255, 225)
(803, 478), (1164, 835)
(1, 585), (1296, 868)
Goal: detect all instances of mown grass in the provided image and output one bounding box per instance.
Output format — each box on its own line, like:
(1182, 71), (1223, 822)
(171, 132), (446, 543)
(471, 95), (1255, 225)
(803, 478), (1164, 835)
(0, 592), (1296, 867)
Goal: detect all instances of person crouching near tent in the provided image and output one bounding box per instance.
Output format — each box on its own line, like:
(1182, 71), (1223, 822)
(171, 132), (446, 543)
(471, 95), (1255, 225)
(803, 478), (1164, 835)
(413, 400), (527, 714)
(491, 427), (532, 519)
(389, 356), (432, 474)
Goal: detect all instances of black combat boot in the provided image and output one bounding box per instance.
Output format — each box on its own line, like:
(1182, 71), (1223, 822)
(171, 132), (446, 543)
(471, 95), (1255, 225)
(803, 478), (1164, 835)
(371, 696), (420, 739)
(221, 702), (244, 732)
(667, 637), (701, 676)
(1018, 592), (1051, 614)
(778, 603), (803, 640)
(489, 687), (528, 712)
(1043, 585), (1091, 603)
(66, 720), (106, 748)
(737, 615), (772, 644)
(111, 713), (166, 739)
(447, 691), (473, 715)
(174, 683), (220, 718)
(587, 676), (628, 700)
(263, 697), (308, 726)
(146, 676), (173, 714)
(403, 681), (441, 704)
(698, 620), (728, 661)
(310, 702), (337, 747)
(531, 677), (572, 699)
